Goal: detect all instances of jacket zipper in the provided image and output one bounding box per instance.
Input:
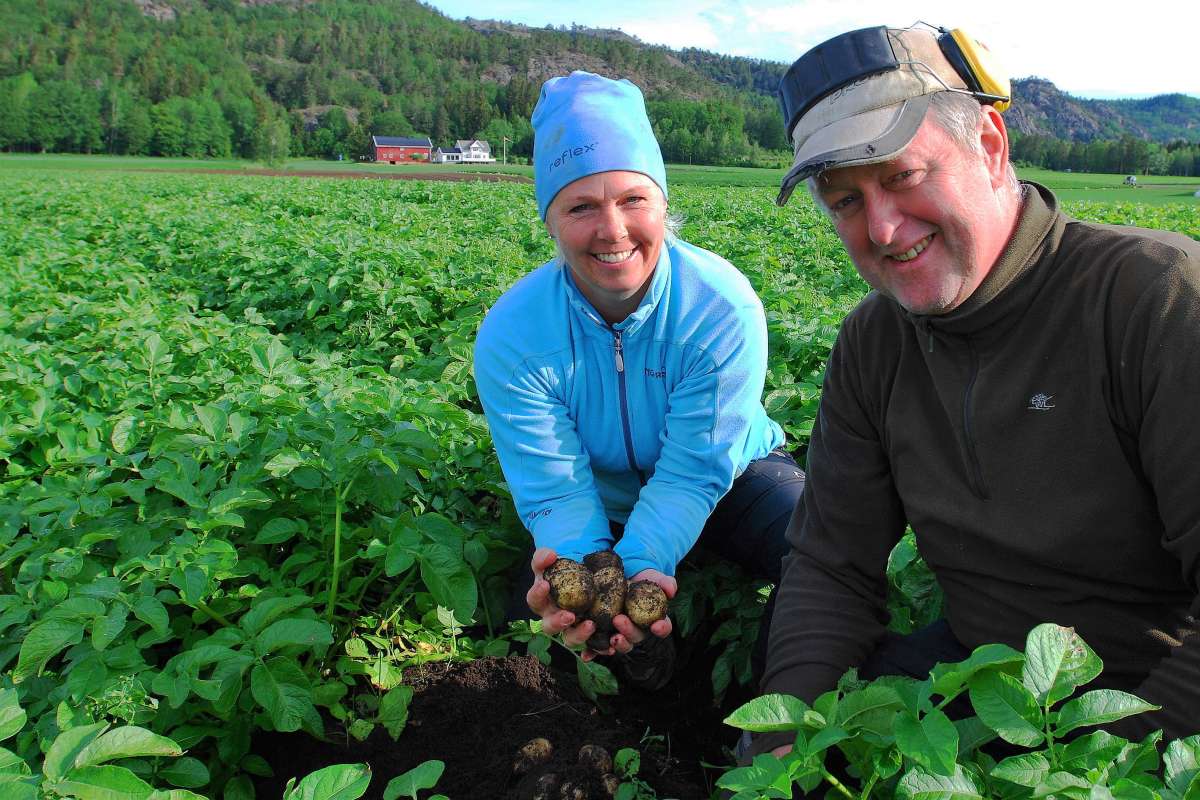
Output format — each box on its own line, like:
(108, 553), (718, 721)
(962, 339), (989, 499)
(612, 329), (647, 486)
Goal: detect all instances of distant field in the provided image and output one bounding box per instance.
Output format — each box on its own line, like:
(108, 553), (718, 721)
(2, 153), (1198, 206)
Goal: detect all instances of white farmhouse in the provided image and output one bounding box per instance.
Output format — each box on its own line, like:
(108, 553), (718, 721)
(458, 140), (495, 163)
(432, 139), (496, 164)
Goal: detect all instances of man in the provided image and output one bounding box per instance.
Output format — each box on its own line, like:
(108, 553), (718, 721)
(755, 23), (1200, 754)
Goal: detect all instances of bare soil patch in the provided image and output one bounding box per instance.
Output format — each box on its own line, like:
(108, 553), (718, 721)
(136, 167), (532, 183)
(252, 645), (743, 799)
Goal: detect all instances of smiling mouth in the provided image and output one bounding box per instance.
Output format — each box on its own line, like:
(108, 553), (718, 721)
(890, 234), (934, 263)
(592, 248), (636, 264)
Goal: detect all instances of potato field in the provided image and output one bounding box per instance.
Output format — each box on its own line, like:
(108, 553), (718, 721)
(2, 168), (1198, 800)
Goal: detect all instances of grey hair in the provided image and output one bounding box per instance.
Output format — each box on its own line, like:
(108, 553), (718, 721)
(806, 91), (1020, 207)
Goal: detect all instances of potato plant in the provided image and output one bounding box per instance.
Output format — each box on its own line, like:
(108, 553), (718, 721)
(1, 166), (1196, 798)
(719, 624), (1195, 800)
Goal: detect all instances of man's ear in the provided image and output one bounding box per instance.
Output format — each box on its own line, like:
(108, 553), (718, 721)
(979, 105), (1010, 190)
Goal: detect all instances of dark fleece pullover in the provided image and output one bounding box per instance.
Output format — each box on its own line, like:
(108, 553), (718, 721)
(757, 184), (1200, 753)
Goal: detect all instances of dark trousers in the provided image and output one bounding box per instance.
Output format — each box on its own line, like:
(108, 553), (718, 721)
(861, 619), (972, 681)
(506, 449), (806, 681)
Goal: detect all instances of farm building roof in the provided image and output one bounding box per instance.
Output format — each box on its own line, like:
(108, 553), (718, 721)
(372, 136), (433, 147)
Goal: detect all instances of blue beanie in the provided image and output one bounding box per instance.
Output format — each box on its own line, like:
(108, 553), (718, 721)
(532, 71), (668, 220)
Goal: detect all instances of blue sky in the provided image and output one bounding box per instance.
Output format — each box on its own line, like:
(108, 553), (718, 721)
(425, 1), (1199, 100)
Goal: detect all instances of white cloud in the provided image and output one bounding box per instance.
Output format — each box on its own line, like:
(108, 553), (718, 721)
(430, 1), (1200, 97)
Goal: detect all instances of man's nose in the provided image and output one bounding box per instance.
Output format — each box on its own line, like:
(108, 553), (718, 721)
(865, 193), (901, 248)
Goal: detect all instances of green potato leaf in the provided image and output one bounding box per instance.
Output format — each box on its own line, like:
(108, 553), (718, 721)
(0, 690), (27, 742)
(723, 693), (810, 733)
(378, 686), (413, 741)
(1054, 690), (1159, 737)
(896, 764), (985, 800)
(1022, 623), (1102, 705)
(382, 760), (444, 800)
(894, 708), (959, 777)
(967, 671), (1044, 747)
(74, 726), (182, 769)
(282, 763), (372, 800)
(13, 618), (86, 683)
(251, 660), (317, 733)
(158, 756), (210, 789)
(254, 618), (333, 657)
(57, 764), (155, 800)
(43, 723), (109, 782)
(990, 752), (1052, 788)
(417, 544), (477, 622)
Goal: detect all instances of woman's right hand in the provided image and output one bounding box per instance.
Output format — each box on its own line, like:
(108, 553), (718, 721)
(526, 547), (614, 659)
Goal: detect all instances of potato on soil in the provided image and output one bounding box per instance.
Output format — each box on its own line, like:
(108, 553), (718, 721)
(577, 744), (613, 775)
(558, 779), (588, 800)
(544, 558), (596, 614)
(523, 772), (560, 800)
(625, 580), (668, 627)
(600, 773), (621, 798)
(513, 737), (554, 775)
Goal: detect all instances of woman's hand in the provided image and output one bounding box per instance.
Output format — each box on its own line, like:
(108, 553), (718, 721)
(609, 568), (676, 654)
(526, 547), (615, 660)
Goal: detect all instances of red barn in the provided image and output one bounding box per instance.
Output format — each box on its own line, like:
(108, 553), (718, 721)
(372, 135), (433, 163)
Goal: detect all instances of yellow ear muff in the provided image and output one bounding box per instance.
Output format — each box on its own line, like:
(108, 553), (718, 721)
(948, 29), (1012, 112)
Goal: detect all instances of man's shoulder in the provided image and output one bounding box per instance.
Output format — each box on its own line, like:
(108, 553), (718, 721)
(1060, 218), (1200, 280)
(840, 290), (909, 344)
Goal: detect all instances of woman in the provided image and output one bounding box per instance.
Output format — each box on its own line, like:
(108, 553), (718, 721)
(474, 71), (803, 687)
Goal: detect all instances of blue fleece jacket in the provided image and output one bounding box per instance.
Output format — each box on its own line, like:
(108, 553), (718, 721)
(473, 238), (784, 578)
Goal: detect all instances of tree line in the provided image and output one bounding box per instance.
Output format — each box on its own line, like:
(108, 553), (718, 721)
(1010, 132), (1200, 177)
(1, 0), (1193, 175)
(0, 0), (789, 167)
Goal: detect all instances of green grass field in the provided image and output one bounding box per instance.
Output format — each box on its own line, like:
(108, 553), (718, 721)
(5, 153), (1198, 205)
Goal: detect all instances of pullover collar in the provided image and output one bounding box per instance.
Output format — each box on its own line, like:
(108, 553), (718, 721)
(563, 241), (673, 336)
(906, 182), (1063, 345)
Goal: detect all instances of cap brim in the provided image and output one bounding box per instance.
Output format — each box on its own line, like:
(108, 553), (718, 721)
(776, 93), (932, 206)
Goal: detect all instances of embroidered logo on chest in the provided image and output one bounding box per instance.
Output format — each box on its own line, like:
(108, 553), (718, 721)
(1028, 393), (1056, 412)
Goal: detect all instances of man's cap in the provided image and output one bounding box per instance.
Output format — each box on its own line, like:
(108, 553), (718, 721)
(775, 25), (973, 206)
(531, 71), (668, 220)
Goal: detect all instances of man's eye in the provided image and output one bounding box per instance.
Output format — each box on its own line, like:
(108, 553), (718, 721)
(889, 169), (919, 186)
(830, 195), (858, 212)
(623, 195), (645, 204)
(569, 204), (591, 214)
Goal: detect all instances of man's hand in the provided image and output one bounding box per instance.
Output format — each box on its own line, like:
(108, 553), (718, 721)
(609, 568), (676, 654)
(526, 547), (614, 660)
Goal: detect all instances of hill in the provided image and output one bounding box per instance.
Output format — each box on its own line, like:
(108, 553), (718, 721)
(0, 0), (1195, 173)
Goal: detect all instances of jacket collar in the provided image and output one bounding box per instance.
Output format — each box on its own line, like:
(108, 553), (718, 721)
(563, 240), (673, 336)
(907, 182), (1063, 342)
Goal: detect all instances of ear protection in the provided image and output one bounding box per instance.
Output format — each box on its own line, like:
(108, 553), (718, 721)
(936, 27), (1012, 112)
(777, 24), (1012, 140)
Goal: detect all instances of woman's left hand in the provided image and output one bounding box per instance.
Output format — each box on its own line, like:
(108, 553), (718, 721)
(609, 569), (676, 654)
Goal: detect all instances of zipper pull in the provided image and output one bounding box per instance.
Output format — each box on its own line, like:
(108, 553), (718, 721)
(613, 331), (625, 372)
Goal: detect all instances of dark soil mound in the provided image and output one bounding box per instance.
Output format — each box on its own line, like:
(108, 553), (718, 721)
(252, 652), (737, 799)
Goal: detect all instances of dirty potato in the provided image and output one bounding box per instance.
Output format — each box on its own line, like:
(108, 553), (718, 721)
(527, 772), (560, 800)
(625, 581), (668, 628)
(600, 773), (621, 798)
(583, 550), (623, 573)
(577, 744), (613, 775)
(514, 737), (554, 775)
(544, 558), (596, 614)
